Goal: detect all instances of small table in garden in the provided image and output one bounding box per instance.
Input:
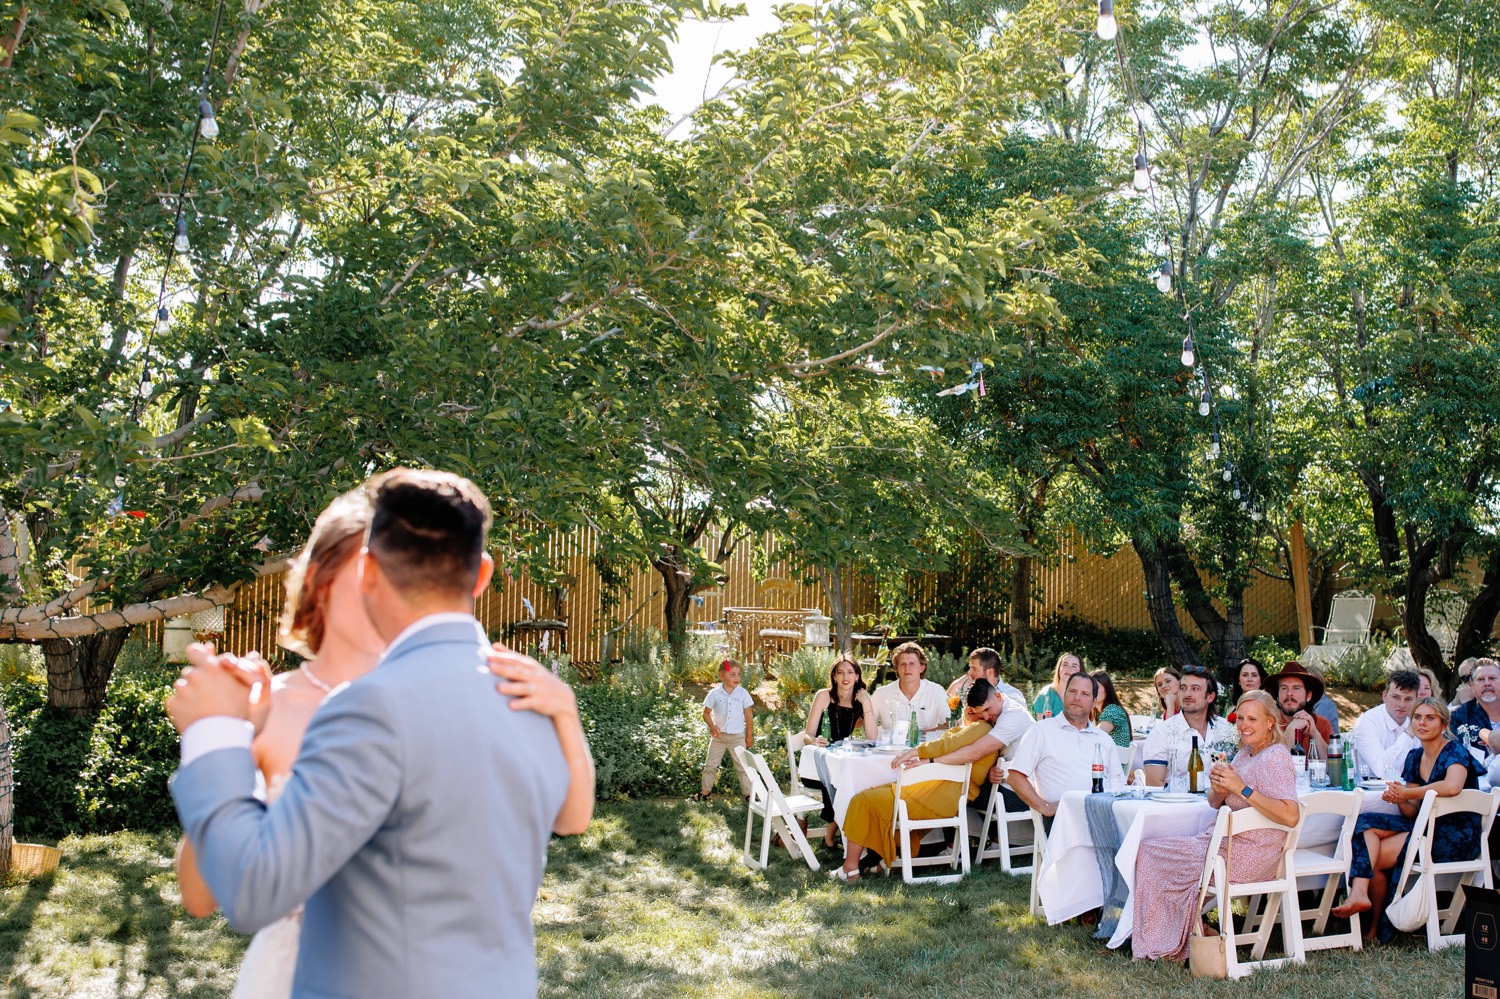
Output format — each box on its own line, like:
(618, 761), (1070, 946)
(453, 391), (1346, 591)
(797, 744), (904, 827)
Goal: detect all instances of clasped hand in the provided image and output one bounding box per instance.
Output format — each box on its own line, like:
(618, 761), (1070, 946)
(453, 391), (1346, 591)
(1207, 762), (1244, 795)
(167, 643), (274, 734)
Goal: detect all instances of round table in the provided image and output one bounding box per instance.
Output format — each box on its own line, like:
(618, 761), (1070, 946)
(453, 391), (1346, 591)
(797, 745), (905, 827)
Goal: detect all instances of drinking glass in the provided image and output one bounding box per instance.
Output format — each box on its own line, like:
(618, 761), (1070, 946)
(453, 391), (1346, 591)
(1168, 772), (1188, 795)
(1309, 761), (1329, 789)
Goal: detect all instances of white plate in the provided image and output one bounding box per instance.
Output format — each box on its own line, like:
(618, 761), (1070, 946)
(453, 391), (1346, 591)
(1359, 780), (1388, 790)
(868, 745), (906, 755)
(1148, 792), (1202, 803)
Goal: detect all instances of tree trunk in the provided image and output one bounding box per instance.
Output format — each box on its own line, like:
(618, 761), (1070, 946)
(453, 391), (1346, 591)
(0, 697), (11, 873)
(820, 563), (855, 654)
(1132, 539), (1203, 667)
(653, 549), (695, 667)
(1009, 555), (1033, 657)
(1453, 552), (1500, 676)
(41, 626), (130, 715)
(1158, 536), (1248, 673)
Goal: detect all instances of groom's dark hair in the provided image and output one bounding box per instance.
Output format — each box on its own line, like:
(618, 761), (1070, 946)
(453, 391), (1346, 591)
(365, 468), (493, 596)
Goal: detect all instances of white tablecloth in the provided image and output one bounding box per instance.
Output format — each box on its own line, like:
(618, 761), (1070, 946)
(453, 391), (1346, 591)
(798, 746), (903, 827)
(1038, 786), (1401, 948)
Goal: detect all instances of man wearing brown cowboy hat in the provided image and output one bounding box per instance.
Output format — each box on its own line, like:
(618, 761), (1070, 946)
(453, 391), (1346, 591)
(1269, 661), (1331, 756)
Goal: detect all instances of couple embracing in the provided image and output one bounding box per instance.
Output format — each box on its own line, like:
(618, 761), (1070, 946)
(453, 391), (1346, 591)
(169, 469), (594, 999)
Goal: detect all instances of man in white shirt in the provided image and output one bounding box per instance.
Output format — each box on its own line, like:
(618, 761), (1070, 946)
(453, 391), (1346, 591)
(947, 647), (1031, 717)
(1348, 670), (1419, 780)
(1006, 673), (1118, 824)
(1143, 665), (1235, 786)
(870, 642), (950, 739)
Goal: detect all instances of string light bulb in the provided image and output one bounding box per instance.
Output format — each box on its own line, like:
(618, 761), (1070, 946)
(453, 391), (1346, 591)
(1156, 258), (1173, 294)
(1232, 484), (1242, 500)
(173, 216), (190, 254)
(1222, 466), (1232, 482)
(156, 305), (169, 322)
(197, 99), (219, 141)
(1096, 0), (1118, 40)
(1209, 429), (1220, 459)
(1251, 509), (1264, 522)
(1133, 152), (1150, 190)
(1180, 335), (1195, 367)
(1198, 385), (1211, 417)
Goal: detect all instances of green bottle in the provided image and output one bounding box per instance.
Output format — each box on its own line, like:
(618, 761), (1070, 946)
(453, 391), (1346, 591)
(908, 709), (920, 748)
(822, 707), (832, 743)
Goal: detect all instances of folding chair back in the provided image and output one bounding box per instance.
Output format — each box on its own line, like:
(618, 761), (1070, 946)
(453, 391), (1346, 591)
(891, 762), (971, 884)
(732, 747), (822, 872)
(972, 763), (1035, 874)
(1316, 590), (1375, 647)
(1199, 802), (1306, 978)
(1283, 789), (1365, 951)
(1391, 787), (1500, 950)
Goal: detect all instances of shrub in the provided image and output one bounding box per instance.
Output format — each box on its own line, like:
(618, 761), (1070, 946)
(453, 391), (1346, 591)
(575, 685), (708, 799)
(1321, 638), (1394, 692)
(775, 647), (834, 720)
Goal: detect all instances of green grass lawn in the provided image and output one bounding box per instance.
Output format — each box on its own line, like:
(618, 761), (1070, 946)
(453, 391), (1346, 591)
(0, 800), (1466, 997)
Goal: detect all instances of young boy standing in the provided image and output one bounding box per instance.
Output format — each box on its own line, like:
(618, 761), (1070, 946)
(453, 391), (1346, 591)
(694, 660), (755, 801)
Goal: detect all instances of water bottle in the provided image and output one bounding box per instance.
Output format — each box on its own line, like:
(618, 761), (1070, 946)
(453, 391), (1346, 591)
(1343, 743), (1358, 790)
(822, 707), (832, 744)
(1091, 743), (1106, 794)
(908, 709), (920, 748)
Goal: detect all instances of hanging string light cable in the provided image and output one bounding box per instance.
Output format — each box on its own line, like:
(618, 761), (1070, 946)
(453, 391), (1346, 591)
(139, 0), (228, 413)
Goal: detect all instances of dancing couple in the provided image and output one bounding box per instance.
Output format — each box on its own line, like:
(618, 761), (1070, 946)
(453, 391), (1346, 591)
(169, 468), (594, 998)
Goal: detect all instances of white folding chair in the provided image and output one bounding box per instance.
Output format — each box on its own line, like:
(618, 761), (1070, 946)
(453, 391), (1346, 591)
(892, 762), (970, 884)
(972, 763), (1035, 875)
(785, 730), (829, 842)
(1198, 802), (1306, 978)
(733, 747), (822, 872)
(1028, 809), (1049, 918)
(1115, 743), (1133, 775)
(1281, 789), (1366, 952)
(1388, 787), (1500, 950)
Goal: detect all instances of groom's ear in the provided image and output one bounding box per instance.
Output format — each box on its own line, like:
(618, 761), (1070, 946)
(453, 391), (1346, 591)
(471, 553), (494, 597)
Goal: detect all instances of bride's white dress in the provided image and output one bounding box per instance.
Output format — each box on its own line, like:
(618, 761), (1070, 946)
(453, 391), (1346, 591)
(230, 773), (300, 999)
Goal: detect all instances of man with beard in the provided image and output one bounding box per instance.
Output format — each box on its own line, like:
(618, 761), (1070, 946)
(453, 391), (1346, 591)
(1450, 658), (1500, 756)
(1268, 661), (1331, 757)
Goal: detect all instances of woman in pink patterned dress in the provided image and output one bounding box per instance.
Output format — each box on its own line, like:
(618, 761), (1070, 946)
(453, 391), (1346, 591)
(1132, 690), (1298, 962)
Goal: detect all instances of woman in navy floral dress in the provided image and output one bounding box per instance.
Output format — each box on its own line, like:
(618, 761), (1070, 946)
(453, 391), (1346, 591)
(1333, 697), (1480, 940)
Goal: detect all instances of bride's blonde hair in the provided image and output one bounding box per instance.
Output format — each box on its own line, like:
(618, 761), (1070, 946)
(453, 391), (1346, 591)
(278, 488), (373, 659)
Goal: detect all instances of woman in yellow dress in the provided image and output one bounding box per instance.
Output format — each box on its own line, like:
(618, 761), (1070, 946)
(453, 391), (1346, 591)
(829, 679), (1003, 880)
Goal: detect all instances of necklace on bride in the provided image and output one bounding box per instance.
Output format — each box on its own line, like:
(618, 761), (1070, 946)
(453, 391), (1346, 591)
(300, 662), (335, 693)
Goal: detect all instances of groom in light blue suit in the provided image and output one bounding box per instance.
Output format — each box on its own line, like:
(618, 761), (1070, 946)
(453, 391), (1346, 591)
(171, 469), (569, 999)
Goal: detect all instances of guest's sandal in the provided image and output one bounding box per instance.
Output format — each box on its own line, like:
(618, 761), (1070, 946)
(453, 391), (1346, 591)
(827, 867), (861, 882)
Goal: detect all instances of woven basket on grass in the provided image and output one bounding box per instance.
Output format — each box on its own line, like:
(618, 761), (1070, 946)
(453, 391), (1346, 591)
(10, 843), (61, 878)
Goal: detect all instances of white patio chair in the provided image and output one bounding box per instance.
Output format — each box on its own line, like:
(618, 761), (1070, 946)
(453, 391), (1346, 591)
(971, 765), (1035, 875)
(785, 730), (829, 842)
(1276, 789), (1366, 952)
(892, 762), (970, 885)
(1198, 802), (1306, 978)
(1302, 590), (1375, 668)
(1028, 809), (1049, 918)
(733, 747), (822, 872)
(1115, 743), (1133, 775)
(1388, 787), (1500, 950)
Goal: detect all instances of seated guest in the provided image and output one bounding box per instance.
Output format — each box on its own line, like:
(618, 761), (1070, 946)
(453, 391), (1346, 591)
(1226, 658), (1269, 723)
(1415, 668), (1440, 702)
(1304, 661), (1341, 737)
(1334, 698), (1481, 941)
(801, 657), (877, 846)
(870, 642), (950, 740)
(828, 681), (1002, 881)
(1092, 671), (1131, 748)
(1141, 665), (1235, 787)
(1450, 658), (1500, 753)
(1348, 671), (1420, 780)
(1269, 661), (1331, 757)
(1153, 666), (1182, 719)
(1006, 673), (1118, 825)
(1032, 651), (1082, 719)
(1132, 691), (1298, 962)
(1451, 657), (1479, 711)
(948, 646), (1029, 713)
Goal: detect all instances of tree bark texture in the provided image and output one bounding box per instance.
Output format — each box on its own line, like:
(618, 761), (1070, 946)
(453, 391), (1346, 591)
(41, 626), (130, 715)
(1133, 539), (1203, 668)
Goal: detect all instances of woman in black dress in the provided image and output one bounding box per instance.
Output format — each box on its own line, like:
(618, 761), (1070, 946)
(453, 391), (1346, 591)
(802, 657), (878, 846)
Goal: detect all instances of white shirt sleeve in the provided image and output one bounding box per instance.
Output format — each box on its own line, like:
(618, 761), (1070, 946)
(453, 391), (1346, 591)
(1141, 721), (1170, 767)
(1007, 724), (1043, 779)
(1349, 709), (1389, 780)
(180, 717), (255, 766)
(1378, 733), (1416, 781)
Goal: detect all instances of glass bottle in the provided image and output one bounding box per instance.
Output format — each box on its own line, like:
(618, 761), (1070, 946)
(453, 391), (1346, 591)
(1187, 736), (1204, 794)
(907, 709), (920, 748)
(1091, 743), (1106, 794)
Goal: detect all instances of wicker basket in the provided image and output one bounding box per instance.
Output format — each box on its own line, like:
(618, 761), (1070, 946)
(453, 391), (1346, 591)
(10, 843), (61, 878)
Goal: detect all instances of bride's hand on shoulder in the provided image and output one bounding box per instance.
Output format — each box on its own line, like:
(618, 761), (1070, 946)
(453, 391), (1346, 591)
(487, 643), (577, 720)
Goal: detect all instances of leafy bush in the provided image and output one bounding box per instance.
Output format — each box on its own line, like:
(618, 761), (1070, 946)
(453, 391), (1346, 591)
(576, 685), (709, 799)
(6, 639), (180, 837)
(775, 647), (834, 719)
(925, 651), (967, 689)
(1321, 639), (1394, 691)
(1030, 617), (1170, 677)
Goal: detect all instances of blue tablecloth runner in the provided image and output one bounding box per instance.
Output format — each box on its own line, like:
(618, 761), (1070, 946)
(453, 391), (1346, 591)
(1083, 793), (1129, 941)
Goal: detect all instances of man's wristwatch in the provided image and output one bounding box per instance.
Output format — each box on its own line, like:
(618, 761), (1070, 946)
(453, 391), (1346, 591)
(1241, 786), (1254, 799)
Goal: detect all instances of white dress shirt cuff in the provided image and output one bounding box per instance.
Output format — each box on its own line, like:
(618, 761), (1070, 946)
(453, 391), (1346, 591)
(180, 717), (255, 767)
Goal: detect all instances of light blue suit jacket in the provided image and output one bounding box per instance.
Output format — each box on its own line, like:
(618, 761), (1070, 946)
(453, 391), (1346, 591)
(172, 619), (568, 999)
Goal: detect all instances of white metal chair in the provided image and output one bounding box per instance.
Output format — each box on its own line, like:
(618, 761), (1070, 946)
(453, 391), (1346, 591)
(1388, 787), (1500, 950)
(892, 762), (970, 884)
(1278, 789), (1366, 952)
(1028, 809), (1049, 918)
(733, 747), (822, 872)
(1302, 590), (1375, 668)
(971, 765), (1035, 874)
(785, 730), (829, 842)
(1198, 802), (1306, 978)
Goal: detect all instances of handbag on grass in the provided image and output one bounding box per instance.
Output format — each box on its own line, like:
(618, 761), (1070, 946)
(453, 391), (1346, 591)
(1189, 820), (1231, 980)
